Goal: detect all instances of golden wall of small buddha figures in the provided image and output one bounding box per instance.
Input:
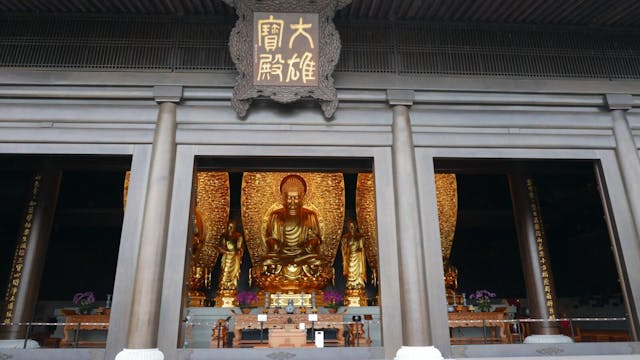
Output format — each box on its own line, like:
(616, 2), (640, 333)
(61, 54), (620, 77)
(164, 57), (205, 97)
(125, 171), (458, 308)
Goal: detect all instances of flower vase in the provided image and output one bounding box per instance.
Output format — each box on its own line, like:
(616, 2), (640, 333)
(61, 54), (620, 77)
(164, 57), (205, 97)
(241, 307), (252, 314)
(77, 307), (92, 315)
(327, 307), (338, 314)
(478, 301), (491, 312)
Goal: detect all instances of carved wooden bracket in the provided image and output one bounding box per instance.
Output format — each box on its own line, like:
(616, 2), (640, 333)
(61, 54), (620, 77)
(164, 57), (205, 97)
(224, 0), (350, 118)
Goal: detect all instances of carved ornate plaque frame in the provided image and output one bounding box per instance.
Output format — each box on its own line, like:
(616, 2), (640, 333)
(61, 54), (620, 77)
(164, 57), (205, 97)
(224, 0), (349, 118)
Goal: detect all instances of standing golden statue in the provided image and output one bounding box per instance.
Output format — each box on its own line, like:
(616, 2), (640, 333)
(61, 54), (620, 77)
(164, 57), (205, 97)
(342, 219), (367, 289)
(214, 220), (244, 307)
(341, 219), (368, 306)
(188, 210), (208, 306)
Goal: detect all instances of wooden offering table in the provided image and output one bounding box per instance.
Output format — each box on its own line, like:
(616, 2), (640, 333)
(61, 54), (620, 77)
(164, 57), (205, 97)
(233, 313), (344, 348)
(267, 329), (310, 348)
(448, 311), (510, 344)
(59, 314), (110, 348)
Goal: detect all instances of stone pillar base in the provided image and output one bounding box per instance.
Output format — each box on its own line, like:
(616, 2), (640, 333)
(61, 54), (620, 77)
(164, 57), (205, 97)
(524, 334), (574, 344)
(115, 348), (164, 360)
(395, 346), (444, 360)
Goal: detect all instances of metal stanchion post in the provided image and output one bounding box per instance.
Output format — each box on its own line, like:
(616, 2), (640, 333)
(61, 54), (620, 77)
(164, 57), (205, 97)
(73, 322), (81, 348)
(308, 313), (318, 346)
(569, 318), (575, 340)
(216, 322), (222, 348)
(482, 319), (487, 344)
(518, 319), (523, 343)
(345, 324), (350, 346)
(352, 315), (362, 347)
(257, 314), (267, 345)
(259, 321), (264, 344)
(23, 322), (31, 349)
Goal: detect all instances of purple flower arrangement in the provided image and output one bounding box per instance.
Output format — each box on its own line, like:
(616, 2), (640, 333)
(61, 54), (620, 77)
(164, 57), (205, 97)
(322, 290), (343, 308)
(237, 291), (258, 307)
(73, 291), (96, 314)
(469, 289), (496, 312)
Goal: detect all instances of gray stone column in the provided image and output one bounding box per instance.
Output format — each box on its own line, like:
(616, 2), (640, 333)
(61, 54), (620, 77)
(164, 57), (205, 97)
(509, 170), (560, 337)
(1, 170), (60, 340)
(117, 86), (181, 360)
(388, 90), (432, 346)
(607, 94), (640, 242)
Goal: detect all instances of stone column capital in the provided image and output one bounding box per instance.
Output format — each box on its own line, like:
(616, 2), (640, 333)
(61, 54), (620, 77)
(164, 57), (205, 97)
(605, 93), (633, 111)
(153, 86), (183, 104)
(387, 89), (414, 106)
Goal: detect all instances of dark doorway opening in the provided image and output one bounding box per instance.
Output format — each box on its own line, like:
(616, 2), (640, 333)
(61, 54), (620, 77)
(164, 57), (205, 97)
(0, 155), (130, 347)
(436, 159), (628, 344)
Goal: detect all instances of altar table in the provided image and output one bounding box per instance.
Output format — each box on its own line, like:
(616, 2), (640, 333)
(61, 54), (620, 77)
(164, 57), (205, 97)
(59, 314), (109, 348)
(233, 313), (344, 348)
(448, 311), (510, 344)
(267, 329), (311, 348)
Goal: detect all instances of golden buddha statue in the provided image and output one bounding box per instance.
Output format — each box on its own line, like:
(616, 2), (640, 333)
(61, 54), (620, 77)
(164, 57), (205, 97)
(251, 174), (334, 291)
(443, 259), (458, 291)
(443, 259), (462, 305)
(214, 220), (244, 307)
(341, 219), (367, 306)
(342, 219), (366, 289)
(261, 175), (323, 277)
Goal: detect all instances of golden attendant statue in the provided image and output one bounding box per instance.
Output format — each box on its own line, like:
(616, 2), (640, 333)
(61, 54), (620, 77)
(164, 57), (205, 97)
(217, 220), (244, 290)
(215, 220), (244, 307)
(188, 210), (208, 306)
(341, 219), (368, 306)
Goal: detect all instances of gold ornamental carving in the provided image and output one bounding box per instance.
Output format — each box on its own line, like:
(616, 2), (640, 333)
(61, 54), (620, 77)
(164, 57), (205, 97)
(356, 172), (379, 283)
(123, 171), (130, 210)
(193, 172), (230, 269)
(2, 174), (41, 324)
(526, 178), (558, 319)
(241, 172), (344, 291)
(435, 173), (458, 261)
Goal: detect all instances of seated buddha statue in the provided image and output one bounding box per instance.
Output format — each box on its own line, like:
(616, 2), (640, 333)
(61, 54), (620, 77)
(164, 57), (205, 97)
(260, 174), (323, 278)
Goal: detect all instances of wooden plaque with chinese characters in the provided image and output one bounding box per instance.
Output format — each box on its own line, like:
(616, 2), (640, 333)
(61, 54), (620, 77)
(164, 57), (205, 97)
(225, 0), (349, 118)
(253, 12), (319, 87)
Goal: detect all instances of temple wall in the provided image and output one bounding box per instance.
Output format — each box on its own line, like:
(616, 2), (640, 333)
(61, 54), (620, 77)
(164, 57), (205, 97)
(1, 71), (640, 359)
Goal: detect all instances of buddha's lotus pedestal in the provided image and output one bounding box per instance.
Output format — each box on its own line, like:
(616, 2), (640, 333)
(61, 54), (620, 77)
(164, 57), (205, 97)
(251, 260), (334, 292)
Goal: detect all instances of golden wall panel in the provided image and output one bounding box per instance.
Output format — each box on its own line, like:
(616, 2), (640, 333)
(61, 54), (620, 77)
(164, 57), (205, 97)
(355, 173), (379, 275)
(194, 172), (230, 268)
(435, 173), (458, 260)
